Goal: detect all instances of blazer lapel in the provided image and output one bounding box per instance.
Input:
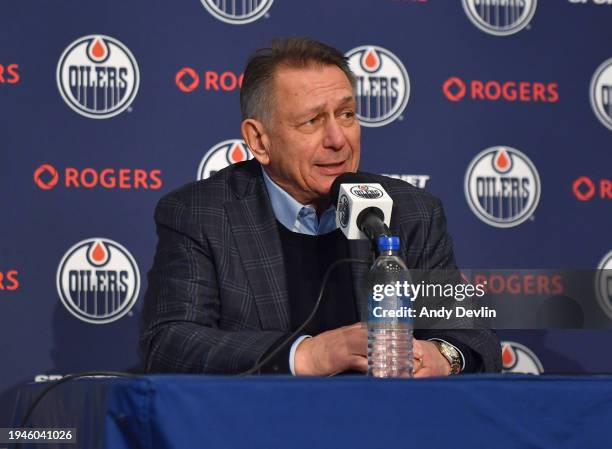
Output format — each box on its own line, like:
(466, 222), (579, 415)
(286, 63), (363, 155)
(224, 162), (290, 331)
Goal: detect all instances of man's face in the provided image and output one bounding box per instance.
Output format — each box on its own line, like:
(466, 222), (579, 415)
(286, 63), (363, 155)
(261, 64), (360, 206)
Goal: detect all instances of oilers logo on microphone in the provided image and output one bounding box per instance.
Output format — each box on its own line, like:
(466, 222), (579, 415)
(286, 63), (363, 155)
(350, 185), (384, 199)
(338, 195), (350, 228)
(465, 146), (541, 228)
(590, 58), (612, 131)
(197, 139), (253, 180)
(57, 35), (139, 119)
(56, 238), (140, 324)
(200, 0), (274, 24)
(462, 0), (537, 36)
(345, 45), (410, 127)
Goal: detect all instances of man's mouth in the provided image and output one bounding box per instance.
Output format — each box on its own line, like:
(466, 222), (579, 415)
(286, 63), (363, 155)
(315, 160), (348, 175)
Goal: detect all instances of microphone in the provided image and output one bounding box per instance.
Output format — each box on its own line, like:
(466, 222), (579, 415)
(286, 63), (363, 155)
(330, 173), (393, 242)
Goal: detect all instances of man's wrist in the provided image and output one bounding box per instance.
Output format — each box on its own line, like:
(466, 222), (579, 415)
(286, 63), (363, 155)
(289, 335), (312, 375)
(428, 338), (464, 374)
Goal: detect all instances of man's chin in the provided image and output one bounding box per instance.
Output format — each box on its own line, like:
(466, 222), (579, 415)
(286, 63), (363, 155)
(311, 168), (358, 201)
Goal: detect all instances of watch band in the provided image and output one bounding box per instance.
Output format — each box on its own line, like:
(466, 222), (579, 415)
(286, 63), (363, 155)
(432, 340), (462, 375)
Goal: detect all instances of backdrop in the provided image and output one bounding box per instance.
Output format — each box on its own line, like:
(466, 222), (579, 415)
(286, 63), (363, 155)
(1, 0), (611, 425)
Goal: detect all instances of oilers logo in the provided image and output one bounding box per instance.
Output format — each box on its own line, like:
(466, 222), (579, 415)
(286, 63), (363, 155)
(595, 251), (612, 319)
(338, 195), (350, 228)
(197, 139), (253, 180)
(465, 146), (540, 228)
(200, 0), (273, 24)
(462, 0), (537, 36)
(350, 185), (383, 199)
(57, 35), (139, 119)
(345, 46), (410, 127)
(590, 58), (612, 131)
(56, 238), (140, 324)
(501, 341), (544, 374)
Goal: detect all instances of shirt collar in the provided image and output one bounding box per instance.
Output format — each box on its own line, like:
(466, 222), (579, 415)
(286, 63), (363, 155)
(261, 166), (337, 236)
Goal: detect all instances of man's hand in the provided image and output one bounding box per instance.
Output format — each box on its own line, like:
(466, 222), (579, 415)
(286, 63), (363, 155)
(294, 326), (452, 378)
(294, 323), (367, 376)
(413, 339), (451, 378)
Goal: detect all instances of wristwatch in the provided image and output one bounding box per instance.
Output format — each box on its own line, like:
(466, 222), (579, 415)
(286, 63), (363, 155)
(432, 340), (462, 375)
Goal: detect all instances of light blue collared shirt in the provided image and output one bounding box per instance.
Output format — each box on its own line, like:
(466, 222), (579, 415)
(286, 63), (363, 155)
(261, 167), (337, 235)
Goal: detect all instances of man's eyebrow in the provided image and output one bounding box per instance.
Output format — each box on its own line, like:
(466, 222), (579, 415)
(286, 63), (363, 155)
(300, 104), (325, 116)
(299, 96), (356, 117)
(338, 95), (356, 106)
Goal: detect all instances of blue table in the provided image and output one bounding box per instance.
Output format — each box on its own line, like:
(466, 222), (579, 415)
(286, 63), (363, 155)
(11, 374), (612, 449)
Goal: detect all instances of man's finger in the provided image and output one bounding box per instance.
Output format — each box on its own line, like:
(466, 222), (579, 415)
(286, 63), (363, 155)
(413, 340), (425, 360)
(414, 367), (435, 378)
(413, 357), (423, 375)
(349, 355), (368, 373)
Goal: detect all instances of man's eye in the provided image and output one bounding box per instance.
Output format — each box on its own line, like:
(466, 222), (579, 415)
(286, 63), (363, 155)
(305, 116), (321, 125)
(340, 111), (355, 120)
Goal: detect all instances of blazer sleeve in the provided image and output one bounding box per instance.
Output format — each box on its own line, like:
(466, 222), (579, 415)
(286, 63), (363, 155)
(139, 191), (289, 374)
(413, 197), (503, 373)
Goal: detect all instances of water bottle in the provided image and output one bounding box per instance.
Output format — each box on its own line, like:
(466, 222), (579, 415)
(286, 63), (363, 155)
(367, 236), (413, 378)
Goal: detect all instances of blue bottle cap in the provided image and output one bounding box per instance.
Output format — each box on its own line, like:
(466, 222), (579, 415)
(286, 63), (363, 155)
(377, 236), (400, 251)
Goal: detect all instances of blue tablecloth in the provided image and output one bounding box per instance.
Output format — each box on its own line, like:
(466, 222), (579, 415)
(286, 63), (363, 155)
(11, 374), (612, 449)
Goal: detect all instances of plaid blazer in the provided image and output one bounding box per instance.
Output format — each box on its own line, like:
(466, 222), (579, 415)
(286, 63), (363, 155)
(140, 159), (501, 374)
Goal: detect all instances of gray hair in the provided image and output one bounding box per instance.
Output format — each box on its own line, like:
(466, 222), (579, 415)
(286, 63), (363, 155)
(240, 37), (356, 125)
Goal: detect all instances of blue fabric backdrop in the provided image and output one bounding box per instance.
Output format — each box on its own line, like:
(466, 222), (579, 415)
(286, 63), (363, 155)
(1, 0), (611, 426)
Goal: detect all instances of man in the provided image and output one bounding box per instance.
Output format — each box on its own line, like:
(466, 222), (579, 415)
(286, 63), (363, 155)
(140, 37), (501, 376)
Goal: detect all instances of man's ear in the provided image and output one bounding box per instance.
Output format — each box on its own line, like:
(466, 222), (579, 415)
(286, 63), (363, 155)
(241, 118), (271, 165)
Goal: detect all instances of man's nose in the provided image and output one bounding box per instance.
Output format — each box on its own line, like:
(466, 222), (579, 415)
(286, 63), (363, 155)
(322, 117), (347, 150)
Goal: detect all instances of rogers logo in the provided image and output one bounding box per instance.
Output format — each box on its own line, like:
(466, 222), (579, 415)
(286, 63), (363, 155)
(175, 67), (243, 93)
(443, 77), (467, 102)
(472, 273), (564, 295)
(34, 164), (60, 190)
(443, 77), (559, 103)
(33, 164), (162, 190)
(573, 176), (612, 201)
(0, 63), (20, 84)
(0, 269), (19, 291)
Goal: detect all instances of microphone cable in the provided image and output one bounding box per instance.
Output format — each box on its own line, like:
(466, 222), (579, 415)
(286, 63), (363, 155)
(19, 371), (139, 429)
(239, 257), (369, 376)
